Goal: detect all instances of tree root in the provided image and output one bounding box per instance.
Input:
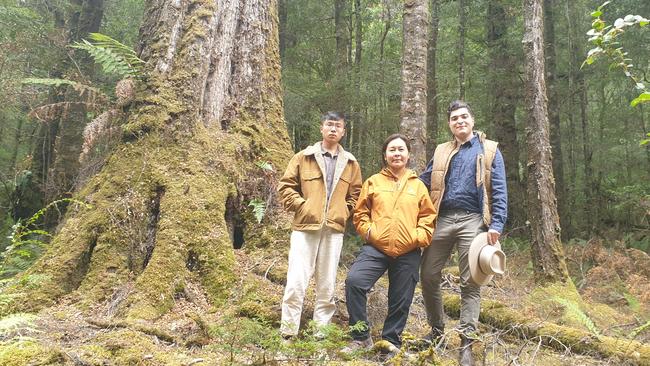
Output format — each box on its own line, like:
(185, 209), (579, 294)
(86, 318), (176, 343)
(443, 294), (650, 365)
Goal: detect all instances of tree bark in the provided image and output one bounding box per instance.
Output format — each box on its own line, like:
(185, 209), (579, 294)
(458, 0), (466, 100)
(278, 0), (287, 60)
(400, 0), (429, 172)
(3, 0), (293, 321)
(487, 0), (523, 231)
(426, 0), (439, 157)
(522, 0), (569, 284)
(543, 0), (568, 239)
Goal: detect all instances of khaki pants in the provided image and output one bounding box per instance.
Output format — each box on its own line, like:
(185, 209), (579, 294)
(280, 227), (343, 336)
(420, 210), (485, 335)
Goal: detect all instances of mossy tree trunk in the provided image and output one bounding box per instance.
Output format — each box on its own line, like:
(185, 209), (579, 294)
(3, 0), (293, 320)
(400, 0), (429, 172)
(522, 0), (570, 284)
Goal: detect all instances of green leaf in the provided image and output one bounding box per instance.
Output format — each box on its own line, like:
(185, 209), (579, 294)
(630, 92), (650, 107)
(248, 199), (266, 224)
(590, 10), (602, 18)
(255, 161), (274, 172)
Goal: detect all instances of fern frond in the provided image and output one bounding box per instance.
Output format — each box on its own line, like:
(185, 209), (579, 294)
(249, 199), (267, 224)
(628, 320), (650, 339)
(23, 79), (109, 107)
(22, 78), (78, 87)
(72, 33), (144, 78)
(553, 297), (601, 336)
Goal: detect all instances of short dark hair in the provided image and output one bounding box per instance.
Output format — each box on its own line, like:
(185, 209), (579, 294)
(381, 133), (410, 167)
(447, 100), (474, 120)
(320, 111), (345, 124)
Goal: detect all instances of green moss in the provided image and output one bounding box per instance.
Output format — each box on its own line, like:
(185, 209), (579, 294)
(0, 339), (63, 366)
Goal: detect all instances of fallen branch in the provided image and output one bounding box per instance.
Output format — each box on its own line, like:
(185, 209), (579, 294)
(443, 294), (650, 364)
(86, 318), (176, 343)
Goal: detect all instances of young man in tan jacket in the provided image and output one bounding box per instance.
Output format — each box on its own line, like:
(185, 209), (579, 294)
(277, 111), (363, 338)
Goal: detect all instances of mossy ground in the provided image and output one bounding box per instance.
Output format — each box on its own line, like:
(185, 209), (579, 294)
(1, 239), (648, 365)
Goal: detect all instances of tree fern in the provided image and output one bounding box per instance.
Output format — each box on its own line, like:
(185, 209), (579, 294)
(72, 33), (144, 78)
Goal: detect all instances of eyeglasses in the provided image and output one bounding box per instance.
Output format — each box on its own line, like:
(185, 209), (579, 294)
(324, 121), (345, 130)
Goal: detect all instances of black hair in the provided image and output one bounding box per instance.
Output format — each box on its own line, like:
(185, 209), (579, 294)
(381, 133), (410, 167)
(447, 100), (474, 120)
(320, 111), (345, 124)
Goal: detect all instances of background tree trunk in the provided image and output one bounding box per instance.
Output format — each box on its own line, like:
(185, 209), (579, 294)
(334, 0), (349, 112)
(426, 0), (439, 157)
(400, 0), (429, 172)
(458, 0), (466, 100)
(543, 0), (568, 239)
(487, 0), (523, 231)
(566, 0), (593, 236)
(3, 0), (293, 320)
(522, 0), (569, 284)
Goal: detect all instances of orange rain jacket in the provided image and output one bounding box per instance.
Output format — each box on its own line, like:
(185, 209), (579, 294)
(353, 168), (437, 258)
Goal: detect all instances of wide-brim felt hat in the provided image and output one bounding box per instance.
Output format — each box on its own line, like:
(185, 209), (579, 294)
(468, 232), (506, 286)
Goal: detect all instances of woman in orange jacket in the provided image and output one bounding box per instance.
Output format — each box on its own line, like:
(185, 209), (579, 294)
(343, 133), (437, 355)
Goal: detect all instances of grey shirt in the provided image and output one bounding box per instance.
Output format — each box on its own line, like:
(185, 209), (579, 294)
(321, 148), (338, 203)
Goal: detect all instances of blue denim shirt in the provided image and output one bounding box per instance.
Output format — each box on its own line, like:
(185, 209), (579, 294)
(419, 133), (508, 234)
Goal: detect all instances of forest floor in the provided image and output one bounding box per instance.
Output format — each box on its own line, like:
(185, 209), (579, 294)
(0, 237), (648, 365)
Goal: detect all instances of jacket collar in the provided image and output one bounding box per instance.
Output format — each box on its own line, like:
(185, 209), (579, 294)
(303, 141), (356, 161)
(451, 131), (486, 148)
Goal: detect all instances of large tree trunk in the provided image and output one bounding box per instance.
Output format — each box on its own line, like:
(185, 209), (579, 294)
(426, 0), (439, 157)
(543, 0), (568, 239)
(487, 0), (524, 231)
(400, 0), (428, 172)
(3, 0), (293, 321)
(522, 0), (569, 284)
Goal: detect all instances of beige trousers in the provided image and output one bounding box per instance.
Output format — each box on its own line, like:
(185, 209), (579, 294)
(280, 227), (343, 336)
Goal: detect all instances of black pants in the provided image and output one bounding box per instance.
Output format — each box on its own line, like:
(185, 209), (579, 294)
(345, 244), (421, 347)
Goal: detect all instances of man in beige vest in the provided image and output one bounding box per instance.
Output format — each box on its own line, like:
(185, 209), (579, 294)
(277, 112), (363, 339)
(419, 100), (508, 366)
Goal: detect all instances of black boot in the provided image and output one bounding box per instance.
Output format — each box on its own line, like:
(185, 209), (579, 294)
(459, 335), (475, 366)
(423, 326), (444, 345)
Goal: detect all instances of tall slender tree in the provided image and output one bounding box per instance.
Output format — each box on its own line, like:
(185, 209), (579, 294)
(487, 0), (523, 230)
(522, 0), (569, 284)
(458, 0), (467, 100)
(543, 0), (568, 238)
(400, 0), (429, 171)
(426, 0), (439, 156)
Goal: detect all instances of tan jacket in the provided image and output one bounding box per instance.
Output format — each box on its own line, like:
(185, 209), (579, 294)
(429, 131), (498, 227)
(354, 168), (436, 258)
(278, 142), (363, 232)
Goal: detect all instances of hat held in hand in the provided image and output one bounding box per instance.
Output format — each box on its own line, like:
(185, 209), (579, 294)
(468, 232), (506, 286)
